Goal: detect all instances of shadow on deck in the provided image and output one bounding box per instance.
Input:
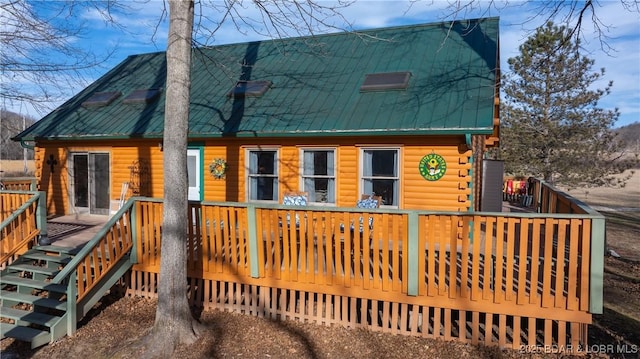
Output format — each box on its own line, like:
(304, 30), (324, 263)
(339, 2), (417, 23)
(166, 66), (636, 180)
(46, 215), (109, 251)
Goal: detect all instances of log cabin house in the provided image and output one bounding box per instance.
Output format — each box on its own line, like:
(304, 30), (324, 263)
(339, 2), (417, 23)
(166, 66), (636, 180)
(4, 17), (606, 352)
(13, 17), (500, 217)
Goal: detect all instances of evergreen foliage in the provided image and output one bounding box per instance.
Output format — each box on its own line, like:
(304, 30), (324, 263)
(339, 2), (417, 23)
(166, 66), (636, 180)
(497, 22), (637, 188)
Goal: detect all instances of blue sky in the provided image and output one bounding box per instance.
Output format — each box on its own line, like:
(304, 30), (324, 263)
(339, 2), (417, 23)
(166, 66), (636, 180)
(5, 0), (640, 128)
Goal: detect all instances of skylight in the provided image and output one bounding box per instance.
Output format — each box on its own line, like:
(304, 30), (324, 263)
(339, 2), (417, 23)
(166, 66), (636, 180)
(123, 88), (162, 104)
(360, 72), (411, 92)
(82, 91), (121, 107)
(227, 80), (272, 98)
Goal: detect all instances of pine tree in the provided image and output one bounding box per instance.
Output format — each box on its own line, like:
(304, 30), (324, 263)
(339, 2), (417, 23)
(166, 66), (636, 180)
(498, 22), (635, 188)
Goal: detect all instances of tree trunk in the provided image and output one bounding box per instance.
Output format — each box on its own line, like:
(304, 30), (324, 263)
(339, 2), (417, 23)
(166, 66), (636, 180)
(140, 1), (200, 357)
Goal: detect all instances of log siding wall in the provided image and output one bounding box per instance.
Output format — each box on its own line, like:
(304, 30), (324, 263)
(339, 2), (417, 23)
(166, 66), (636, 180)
(35, 135), (474, 216)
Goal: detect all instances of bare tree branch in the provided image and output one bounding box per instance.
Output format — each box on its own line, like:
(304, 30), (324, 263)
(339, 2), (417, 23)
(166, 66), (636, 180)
(0, 1), (130, 114)
(412, 0), (638, 55)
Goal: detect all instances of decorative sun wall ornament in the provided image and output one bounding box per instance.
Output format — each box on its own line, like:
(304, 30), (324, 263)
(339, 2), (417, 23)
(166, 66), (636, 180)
(419, 153), (446, 181)
(209, 158), (227, 179)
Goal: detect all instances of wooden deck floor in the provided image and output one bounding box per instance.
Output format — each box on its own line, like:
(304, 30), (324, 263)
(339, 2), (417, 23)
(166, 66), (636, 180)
(45, 215), (109, 250)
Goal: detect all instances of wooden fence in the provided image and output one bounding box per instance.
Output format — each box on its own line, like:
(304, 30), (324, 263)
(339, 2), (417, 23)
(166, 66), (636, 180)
(123, 197), (604, 353)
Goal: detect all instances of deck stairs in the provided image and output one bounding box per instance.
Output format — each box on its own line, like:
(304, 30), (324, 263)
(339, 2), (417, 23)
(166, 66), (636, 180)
(0, 242), (132, 348)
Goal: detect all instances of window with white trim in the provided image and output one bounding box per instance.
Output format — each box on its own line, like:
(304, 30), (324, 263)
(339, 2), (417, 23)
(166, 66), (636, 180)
(247, 150), (278, 201)
(361, 148), (399, 207)
(301, 149), (336, 204)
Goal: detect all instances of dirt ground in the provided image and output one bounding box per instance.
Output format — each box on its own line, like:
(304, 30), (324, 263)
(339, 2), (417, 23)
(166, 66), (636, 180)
(565, 169), (640, 212)
(0, 160), (35, 177)
(1, 173), (639, 359)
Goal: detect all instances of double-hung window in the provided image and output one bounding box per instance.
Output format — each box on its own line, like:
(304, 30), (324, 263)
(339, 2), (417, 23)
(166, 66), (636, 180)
(248, 150), (278, 201)
(361, 148), (399, 207)
(301, 149), (336, 204)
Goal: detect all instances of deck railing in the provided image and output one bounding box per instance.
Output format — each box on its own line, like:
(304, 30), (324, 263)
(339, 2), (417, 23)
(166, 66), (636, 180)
(0, 190), (46, 268)
(0, 177), (37, 191)
(502, 177), (601, 216)
(503, 177), (606, 315)
(123, 196), (604, 352)
(1, 176), (605, 352)
(50, 199), (136, 327)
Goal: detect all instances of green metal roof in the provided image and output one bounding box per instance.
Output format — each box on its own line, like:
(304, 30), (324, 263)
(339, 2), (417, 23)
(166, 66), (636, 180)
(14, 17), (499, 142)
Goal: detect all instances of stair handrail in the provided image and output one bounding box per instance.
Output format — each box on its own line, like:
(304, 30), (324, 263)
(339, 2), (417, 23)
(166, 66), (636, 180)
(0, 191), (44, 266)
(51, 197), (137, 285)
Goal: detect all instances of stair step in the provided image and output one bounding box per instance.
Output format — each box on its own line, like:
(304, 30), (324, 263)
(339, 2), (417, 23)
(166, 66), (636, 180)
(1, 322), (49, 343)
(0, 290), (67, 311)
(20, 250), (72, 264)
(0, 275), (67, 293)
(34, 245), (81, 255)
(4, 263), (60, 277)
(0, 307), (61, 327)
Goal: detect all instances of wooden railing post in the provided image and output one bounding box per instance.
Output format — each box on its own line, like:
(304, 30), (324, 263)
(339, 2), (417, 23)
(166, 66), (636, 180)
(590, 216), (605, 314)
(36, 191), (48, 244)
(247, 205), (260, 278)
(407, 211), (419, 296)
(130, 200), (138, 264)
(67, 270), (78, 335)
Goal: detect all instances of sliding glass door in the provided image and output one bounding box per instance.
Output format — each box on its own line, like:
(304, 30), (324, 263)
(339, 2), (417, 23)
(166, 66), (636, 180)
(71, 152), (110, 215)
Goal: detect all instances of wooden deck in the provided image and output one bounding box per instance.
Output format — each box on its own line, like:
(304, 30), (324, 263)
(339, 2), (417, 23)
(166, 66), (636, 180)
(45, 215), (109, 249)
(122, 199), (600, 352)
(1, 185), (604, 352)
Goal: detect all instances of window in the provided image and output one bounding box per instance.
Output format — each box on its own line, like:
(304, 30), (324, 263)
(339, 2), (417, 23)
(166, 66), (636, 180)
(123, 88), (162, 104)
(248, 150), (278, 201)
(360, 72), (411, 92)
(361, 148), (400, 207)
(82, 91), (121, 107)
(228, 80), (272, 98)
(301, 149), (336, 204)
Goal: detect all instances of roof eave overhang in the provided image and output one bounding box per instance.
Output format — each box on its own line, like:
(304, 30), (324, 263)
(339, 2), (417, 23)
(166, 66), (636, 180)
(14, 134), (165, 142)
(212, 128), (496, 138)
(19, 127), (495, 143)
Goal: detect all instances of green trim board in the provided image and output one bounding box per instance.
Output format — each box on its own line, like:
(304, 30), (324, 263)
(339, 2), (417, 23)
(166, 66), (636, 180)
(247, 205), (260, 278)
(590, 216), (605, 314)
(187, 145), (204, 202)
(407, 212), (419, 296)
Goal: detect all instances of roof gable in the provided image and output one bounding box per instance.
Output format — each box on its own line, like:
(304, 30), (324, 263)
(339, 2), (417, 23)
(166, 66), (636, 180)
(15, 17), (499, 141)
